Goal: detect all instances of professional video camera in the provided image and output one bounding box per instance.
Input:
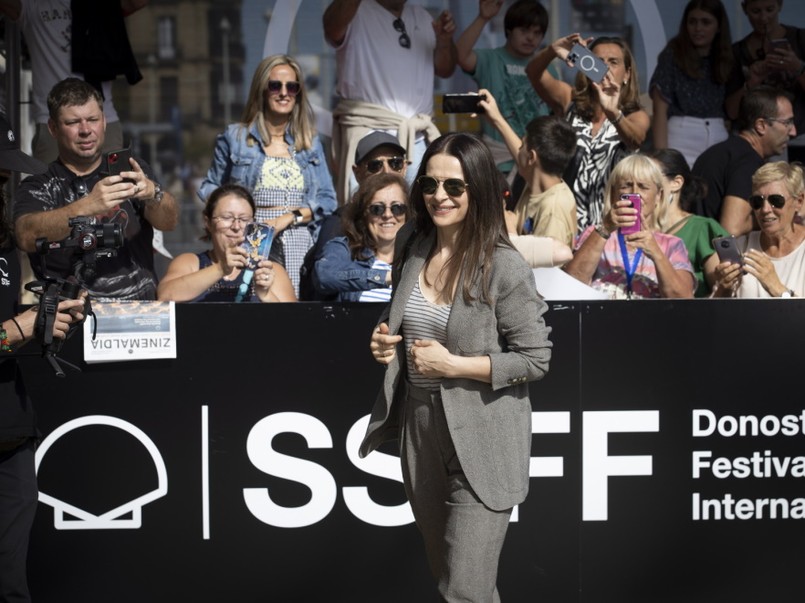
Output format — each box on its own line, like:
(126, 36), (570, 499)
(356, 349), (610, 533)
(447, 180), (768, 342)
(25, 217), (124, 377)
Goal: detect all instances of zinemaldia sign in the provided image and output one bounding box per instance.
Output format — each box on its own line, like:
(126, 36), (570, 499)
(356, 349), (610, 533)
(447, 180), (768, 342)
(692, 409), (805, 521)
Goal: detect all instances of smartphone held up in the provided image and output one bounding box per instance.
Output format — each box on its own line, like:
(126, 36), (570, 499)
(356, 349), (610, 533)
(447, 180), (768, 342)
(618, 193), (642, 235)
(442, 93), (487, 114)
(712, 235), (744, 267)
(101, 148), (135, 184)
(566, 44), (609, 84)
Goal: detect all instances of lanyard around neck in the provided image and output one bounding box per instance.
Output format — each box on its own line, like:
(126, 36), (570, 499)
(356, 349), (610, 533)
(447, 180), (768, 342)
(617, 230), (642, 299)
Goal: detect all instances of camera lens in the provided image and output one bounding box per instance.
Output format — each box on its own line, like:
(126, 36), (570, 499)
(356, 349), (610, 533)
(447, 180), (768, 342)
(720, 240), (729, 248)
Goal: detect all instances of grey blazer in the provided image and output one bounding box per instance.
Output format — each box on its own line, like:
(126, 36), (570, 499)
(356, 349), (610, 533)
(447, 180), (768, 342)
(359, 228), (552, 511)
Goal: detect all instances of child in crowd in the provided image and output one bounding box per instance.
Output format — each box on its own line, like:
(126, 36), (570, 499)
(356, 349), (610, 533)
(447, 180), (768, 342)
(456, 0), (556, 175)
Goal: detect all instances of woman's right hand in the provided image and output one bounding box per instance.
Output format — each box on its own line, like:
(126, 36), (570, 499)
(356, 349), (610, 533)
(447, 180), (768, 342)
(604, 197), (639, 233)
(220, 243), (247, 276)
(713, 260), (743, 295)
(551, 33), (589, 62)
(370, 323), (402, 365)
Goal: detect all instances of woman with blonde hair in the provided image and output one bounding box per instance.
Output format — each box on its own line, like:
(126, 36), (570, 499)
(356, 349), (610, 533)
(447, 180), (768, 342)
(199, 54), (336, 295)
(713, 161), (805, 298)
(526, 34), (650, 230)
(564, 153), (696, 299)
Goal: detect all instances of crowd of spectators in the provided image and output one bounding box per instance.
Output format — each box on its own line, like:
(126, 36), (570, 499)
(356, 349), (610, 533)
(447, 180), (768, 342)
(4, 1), (805, 600)
(4, 0), (805, 308)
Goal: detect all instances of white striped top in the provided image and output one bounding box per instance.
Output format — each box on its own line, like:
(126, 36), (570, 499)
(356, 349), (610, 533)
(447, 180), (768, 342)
(402, 275), (452, 391)
(359, 258), (392, 302)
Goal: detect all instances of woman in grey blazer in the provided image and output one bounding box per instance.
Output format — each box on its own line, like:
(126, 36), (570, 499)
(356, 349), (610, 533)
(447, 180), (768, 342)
(362, 133), (552, 602)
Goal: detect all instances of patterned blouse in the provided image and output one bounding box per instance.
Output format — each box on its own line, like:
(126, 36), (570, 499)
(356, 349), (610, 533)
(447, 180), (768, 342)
(565, 104), (627, 231)
(649, 47), (727, 119)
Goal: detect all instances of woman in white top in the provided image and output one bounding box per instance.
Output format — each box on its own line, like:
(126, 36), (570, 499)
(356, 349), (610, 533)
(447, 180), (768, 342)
(713, 161), (805, 297)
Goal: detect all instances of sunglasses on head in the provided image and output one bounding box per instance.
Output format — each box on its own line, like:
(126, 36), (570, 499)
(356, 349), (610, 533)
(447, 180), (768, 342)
(367, 203), (407, 217)
(267, 80), (301, 96)
(366, 156), (406, 174)
(417, 175), (469, 197)
(749, 194), (786, 210)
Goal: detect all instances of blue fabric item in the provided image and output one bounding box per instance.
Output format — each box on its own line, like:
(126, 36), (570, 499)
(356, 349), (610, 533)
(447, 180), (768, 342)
(198, 122), (337, 240)
(312, 236), (389, 302)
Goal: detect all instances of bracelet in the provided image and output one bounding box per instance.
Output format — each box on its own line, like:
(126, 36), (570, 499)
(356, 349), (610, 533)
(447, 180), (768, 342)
(10, 317), (25, 340)
(612, 110), (624, 125)
(0, 326), (11, 352)
(594, 223), (611, 240)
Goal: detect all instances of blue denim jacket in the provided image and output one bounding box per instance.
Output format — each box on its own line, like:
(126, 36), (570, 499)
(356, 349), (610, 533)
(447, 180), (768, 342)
(198, 122), (337, 238)
(312, 236), (390, 302)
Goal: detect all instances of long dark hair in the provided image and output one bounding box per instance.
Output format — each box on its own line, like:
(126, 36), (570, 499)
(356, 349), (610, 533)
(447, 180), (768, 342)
(411, 133), (511, 305)
(649, 148), (707, 214)
(342, 172), (409, 260)
(669, 0), (733, 84)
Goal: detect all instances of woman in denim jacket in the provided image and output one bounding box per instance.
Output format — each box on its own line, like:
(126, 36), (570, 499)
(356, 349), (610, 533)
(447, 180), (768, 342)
(199, 54), (336, 295)
(312, 172), (408, 302)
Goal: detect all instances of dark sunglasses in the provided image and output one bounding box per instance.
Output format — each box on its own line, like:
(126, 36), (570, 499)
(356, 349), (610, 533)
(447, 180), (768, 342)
(393, 18), (411, 49)
(267, 80), (301, 96)
(417, 175), (469, 197)
(749, 194), (786, 210)
(366, 156), (406, 174)
(367, 203), (407, 217)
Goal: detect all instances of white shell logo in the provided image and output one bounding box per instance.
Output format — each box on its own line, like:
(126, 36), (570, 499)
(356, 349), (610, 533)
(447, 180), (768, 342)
(35, 415), (168, 530)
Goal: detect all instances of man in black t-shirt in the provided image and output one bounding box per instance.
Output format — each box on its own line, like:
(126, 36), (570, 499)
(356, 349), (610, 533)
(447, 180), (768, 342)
(693, 86), (796, 236)
(13, 78), (178, 300)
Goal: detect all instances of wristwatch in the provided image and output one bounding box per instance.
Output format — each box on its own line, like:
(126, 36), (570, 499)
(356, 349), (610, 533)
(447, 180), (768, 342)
(149, 182), (164, 204)
(292, 209), (304, 225)
(780, 289), (795, 298)
(594, 223), (611, 239)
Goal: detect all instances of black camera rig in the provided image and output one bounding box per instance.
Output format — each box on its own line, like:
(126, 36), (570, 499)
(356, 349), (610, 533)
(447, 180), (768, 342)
(25, 217), (124, 377)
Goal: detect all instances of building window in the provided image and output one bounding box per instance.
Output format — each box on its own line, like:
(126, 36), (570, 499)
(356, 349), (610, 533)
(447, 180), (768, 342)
(158, 17), (176, 60)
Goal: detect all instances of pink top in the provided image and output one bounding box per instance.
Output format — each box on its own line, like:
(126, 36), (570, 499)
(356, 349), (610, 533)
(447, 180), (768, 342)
(576, 227), (696, 299)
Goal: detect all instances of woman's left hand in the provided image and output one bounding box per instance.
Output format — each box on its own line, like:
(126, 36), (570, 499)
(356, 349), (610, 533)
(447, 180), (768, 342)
(625, 230), (663, 260)
(410, 339), (453, 378)
(768, 47), (800, 75)
(594, 70), (622, 116)
(743, 248), (786, 296)
(253, 260), (275, 292)
(266, 214), (295, 233)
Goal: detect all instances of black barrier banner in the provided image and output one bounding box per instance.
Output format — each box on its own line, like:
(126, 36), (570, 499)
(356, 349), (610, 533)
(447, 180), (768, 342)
(21, 301), (805, 602)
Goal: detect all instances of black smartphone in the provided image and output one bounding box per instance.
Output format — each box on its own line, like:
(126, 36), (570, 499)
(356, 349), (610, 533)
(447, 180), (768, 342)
(442, 93), (486, 114)
(770, 38), (790, 51)
(102, 148), (134, 182)
(712, 236), (744, 266)
(566, 43), (609, 84)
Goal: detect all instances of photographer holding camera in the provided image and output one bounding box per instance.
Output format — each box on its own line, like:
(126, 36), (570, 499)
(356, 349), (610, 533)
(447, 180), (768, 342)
(13, 78), (178, 301)
(0, 113), (85, 602)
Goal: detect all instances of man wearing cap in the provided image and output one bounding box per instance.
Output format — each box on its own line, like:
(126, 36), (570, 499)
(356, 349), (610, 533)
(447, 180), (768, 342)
(12, 77), (177, 301)
(0, 113), (85, 602)
(323, 0), (457, 205)
(352, 131), (409, 185)
(299, 131), (409, 300)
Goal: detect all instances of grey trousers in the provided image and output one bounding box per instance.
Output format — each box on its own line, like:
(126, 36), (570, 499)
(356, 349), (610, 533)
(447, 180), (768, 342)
(401, 383), (512, 603)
